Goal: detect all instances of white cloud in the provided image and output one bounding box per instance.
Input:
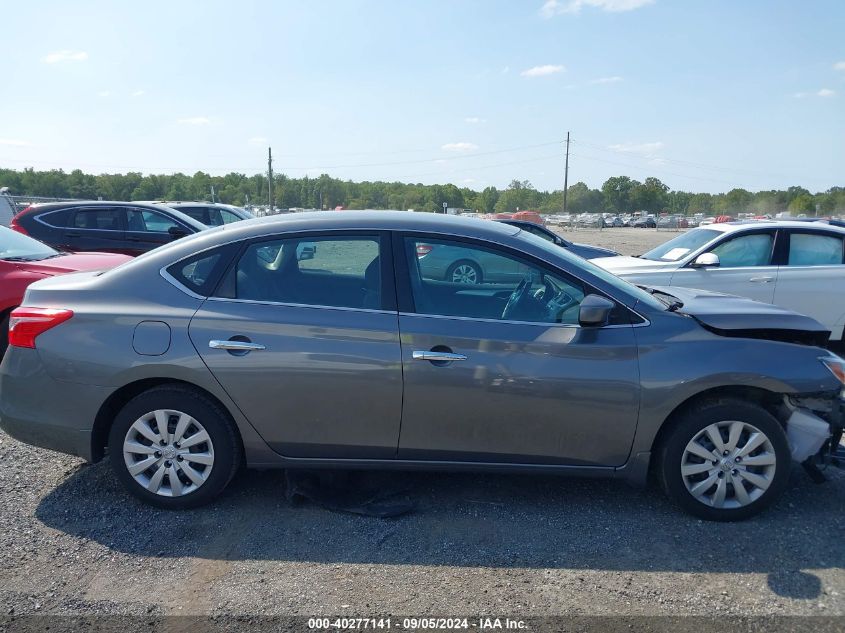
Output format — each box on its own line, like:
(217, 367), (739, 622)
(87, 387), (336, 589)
(833, 61), (845, 71)
(590, 76), (623, 84)
(794, 89), (835, 98)
(43, 50), (88, 63)
(609, 141), (664, 156)
(248, 136), (269, 145)
(178, 117), (212, 125)
(540, 0), (654, 18)
(97, 91), (111, 97)
(462, 178), (478, 184)
(131, 90), (145, 97)
(502, 65), (510, 74)
(464, 117), (486, 124)
(441, 142), (479, 153)
(0, 138), (32, 147)
(521, 64), (566, 78)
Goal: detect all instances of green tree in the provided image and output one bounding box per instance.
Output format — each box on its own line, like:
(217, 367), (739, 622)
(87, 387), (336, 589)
(601, 176), (639, 214)
(631, 177), (669, 213)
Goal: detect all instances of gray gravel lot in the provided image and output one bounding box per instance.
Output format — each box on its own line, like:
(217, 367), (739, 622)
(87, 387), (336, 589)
(2, 227), (844, 622)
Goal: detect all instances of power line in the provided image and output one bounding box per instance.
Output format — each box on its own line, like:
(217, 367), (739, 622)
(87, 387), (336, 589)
(275, 141), (564, 171)
(570, 152), (745, 188)
(571, 138), (789, 180)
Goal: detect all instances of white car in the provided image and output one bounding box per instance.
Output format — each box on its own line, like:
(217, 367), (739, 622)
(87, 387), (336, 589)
(593, 220), (845, 344)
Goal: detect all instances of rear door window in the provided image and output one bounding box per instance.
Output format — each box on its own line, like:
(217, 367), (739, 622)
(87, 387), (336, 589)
(229, 236), (382, 310)
(787, 232), (844, 266)
(72, 208), (123, 231)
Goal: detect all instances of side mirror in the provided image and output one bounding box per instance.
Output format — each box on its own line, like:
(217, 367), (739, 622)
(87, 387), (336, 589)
(691, 253), (720, 268)
(168, 226), (188, 239)
(579, 294), (616, 327)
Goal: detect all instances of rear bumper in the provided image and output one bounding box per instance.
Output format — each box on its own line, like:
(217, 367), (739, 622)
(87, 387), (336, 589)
(0, 347), (110, 462)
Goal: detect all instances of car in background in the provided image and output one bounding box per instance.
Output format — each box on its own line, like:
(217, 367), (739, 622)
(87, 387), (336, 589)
(497, 219), (619, 260)
(593, 220), (845, 347)
(657, 216), (689, 229)
(633, 216), (657, 228)
(511, 210), (544, 225)
(0, 226), (129, 359)
(10, 201), (207, 256)
(154, 202), (253, 227)
(2, 211), (843, 521)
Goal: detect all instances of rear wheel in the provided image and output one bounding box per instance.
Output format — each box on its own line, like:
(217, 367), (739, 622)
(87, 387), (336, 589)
(108, 385), (241, 509)
(446, 260), (482, 285)
(658, 398), (790, 521)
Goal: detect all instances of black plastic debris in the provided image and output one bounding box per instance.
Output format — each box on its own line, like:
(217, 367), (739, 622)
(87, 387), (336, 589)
(283, 470), (416, 518)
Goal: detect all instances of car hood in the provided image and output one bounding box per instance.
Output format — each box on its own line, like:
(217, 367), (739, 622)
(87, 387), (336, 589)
(569, 243), (619, 259)
(592, 255), (679, 274)
(13, 251), (131, 276)
(651, 285), (830, 347)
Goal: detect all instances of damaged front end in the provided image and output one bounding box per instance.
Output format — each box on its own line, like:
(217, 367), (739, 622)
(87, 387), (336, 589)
(776, 358), (845, 482)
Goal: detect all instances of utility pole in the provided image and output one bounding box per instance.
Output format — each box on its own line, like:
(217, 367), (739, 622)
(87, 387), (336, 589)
(267, 147), (274, 211)
(562, 131), (570, 214)
(210, 185), (216, 203)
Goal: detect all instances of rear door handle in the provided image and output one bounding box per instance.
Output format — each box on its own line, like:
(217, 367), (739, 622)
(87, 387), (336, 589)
(412, 350), (467, 362)
(749, 276), (774, 283)
(209, 340), (266, 352)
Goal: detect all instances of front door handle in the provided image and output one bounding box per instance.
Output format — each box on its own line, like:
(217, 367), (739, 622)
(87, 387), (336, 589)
(209, 340), (266, 352)
(749, 276), (774, 283)
(412, 350), (467, 362)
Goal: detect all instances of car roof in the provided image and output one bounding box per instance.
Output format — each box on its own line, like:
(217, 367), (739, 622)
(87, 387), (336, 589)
(228, 210), (521, 237)
(20, 200), (207, 231)
(696, 220), (845, 236)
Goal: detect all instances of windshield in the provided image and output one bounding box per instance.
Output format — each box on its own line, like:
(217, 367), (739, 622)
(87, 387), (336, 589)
(640, 228), (721, 262)
(0, 226), (59, 261)
(516, 229), (668, 312)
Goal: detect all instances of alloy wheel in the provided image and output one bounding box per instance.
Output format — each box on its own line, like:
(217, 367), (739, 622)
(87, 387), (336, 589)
(451, 264), (479, 284)
(122, 409), (215, 497)
(681, 420), (777, 509)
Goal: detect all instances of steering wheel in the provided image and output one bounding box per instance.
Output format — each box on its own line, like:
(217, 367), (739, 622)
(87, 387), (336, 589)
(501, 277), (532, 320)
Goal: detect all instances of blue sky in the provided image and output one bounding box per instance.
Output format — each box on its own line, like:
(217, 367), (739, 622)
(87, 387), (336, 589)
(0, 0), (842, 193)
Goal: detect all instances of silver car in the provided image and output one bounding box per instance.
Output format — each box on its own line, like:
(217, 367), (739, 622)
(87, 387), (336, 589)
(1, 212), (843, 520)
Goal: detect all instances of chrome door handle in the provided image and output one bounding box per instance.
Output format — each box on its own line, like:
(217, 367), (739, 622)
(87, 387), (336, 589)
(209, 340), (266, 351)
(412, 350), (467, 362)
(749, 276), (774, 283)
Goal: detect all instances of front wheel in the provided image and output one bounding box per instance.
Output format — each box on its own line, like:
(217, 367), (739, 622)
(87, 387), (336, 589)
(658, 398), (791, 521)
(108, 385), (241, 509)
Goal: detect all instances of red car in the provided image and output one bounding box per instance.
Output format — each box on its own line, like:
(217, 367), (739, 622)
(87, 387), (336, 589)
(0, 227), (130, 358)
(511, 210), (545, 225)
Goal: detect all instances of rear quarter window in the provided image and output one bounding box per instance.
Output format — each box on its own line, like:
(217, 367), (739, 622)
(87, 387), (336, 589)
(166, 246), (236, 296)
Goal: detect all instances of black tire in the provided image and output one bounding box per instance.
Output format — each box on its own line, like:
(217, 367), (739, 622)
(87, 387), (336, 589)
(657, 398), (791, 521)
(108, 385), (241, 509)
(445, 260), (482, 285)
(0, 312), (9, 363)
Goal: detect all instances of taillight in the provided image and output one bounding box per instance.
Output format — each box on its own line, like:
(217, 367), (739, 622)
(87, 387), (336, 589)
(416, 244), (433, 257)
(10, 212), (28, 235)
(8, 307), (74, 349)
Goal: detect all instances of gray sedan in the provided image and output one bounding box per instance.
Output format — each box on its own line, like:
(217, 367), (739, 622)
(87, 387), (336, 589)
(1, 212), (843, 521)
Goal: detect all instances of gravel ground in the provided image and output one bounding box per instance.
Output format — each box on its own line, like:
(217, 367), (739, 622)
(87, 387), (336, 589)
(551, 225), (683, 257)
(2, 226), (845, 624)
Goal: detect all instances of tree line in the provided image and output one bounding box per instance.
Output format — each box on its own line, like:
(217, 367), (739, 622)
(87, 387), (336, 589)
(2, 167), (843, 216)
